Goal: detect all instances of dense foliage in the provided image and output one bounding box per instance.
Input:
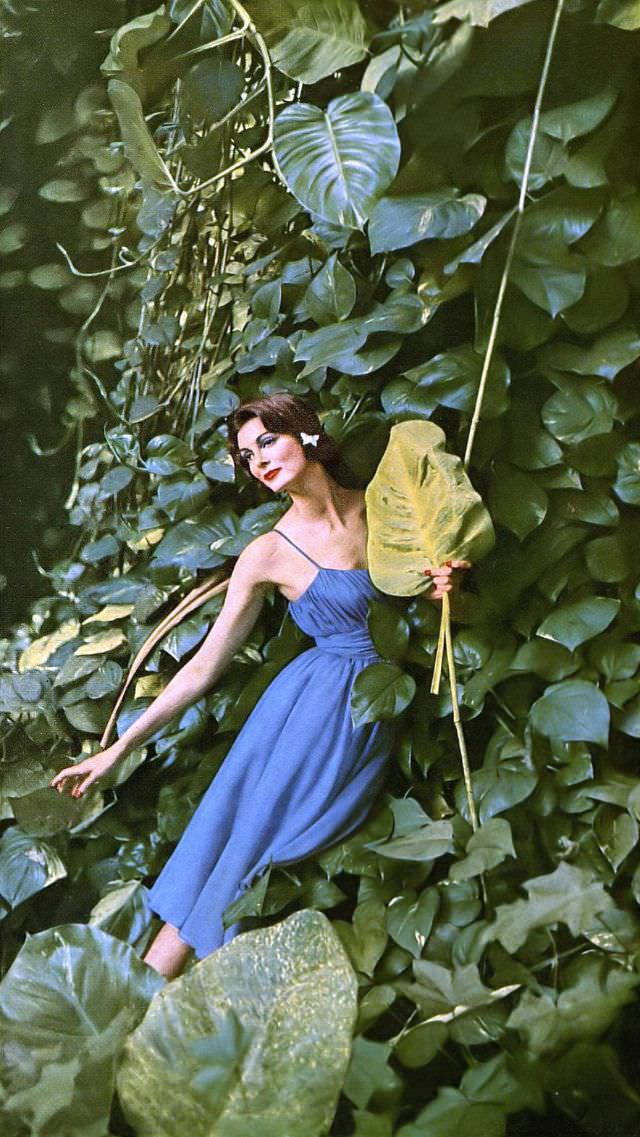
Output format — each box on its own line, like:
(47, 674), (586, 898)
(2, 0), (640, 1134)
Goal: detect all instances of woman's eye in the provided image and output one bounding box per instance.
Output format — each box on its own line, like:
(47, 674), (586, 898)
(261, 436), (276, 447)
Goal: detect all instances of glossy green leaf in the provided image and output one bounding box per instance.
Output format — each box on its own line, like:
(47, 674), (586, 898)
(0, 924), (163, 1137)
(38, 179), (88, 203)
(368, 192), (486, 254)
(334, 899), (388, 978)
(366, 419), (495, 596)
(367, 818), (454, 863)
(342, 1037), (403, 1110)
(246, 0), (368, 85)
(581, 194), (640, 265)
(151, 507), (233, 570)
(614, 441), (640, 504)
(351, 662), (416, 725)
(507, 958), (638, 1055)
(489, 464), (548, 540)
(563, 267), (629, 334)
(0, 826), (66, 910)
(433, 0), (538, 26)
(541, 380), (616, 444)
(274, 93), (400, 227)
(180, 59), (244, 123)
(541, 322), (640, 380)
(487, 862), (614, 952)
(530, 678), (610, 745)
(386, 888), (439, 957)
(117, 910), (357, 1137)
(449, 818), (515, 881)
(459, 737), (537, 824)
(303, 254), (357, 324)
(89, 880), (153, 949)
(510, 639), (577, 681)
(511, 246), (586, 317)
(108, 80), (177, 191)
(506, 88), (616, 190)
(399, 346), (510, 419)
(537, 597), (619, 651)
(594, 804), (639, 870)
(156, 475), (211, 521)
(585, 530), (634, 582)
(103, 6), (172, 76)
(394, 1021), (449, 1069)
(367, 601), (410, 663)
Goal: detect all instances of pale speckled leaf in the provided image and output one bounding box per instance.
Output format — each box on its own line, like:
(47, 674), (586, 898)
(366, 420), (494, 596)
(117, 910), (358, 1137)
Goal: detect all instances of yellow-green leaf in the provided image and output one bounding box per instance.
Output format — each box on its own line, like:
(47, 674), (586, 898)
(134, 675), (167, 699)
(18, 620), (80, 672)
(83, 604), (135, 624)
(75, 630), (128, 656)
(365, 420), (495, 596)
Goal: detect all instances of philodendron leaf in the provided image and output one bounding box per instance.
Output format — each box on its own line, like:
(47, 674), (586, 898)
(274, 92), (400, 228)
(108, 80), (178, 192)
(485, 862), (614, 953)
(245, 0), (368, 85)
(365, 420), (495, 596)
(536, 596), (620, 651)
(369, 191), (486, 254)
(507, 957), (639, 1056)
(530, 678), (610, 746)
(0, 826), (66, 910)
(449, 818), (516, 881)
(367, 818), (454, 863)
(351, 661), (416, 725)
(0, 924), (163, 1137)
(117, 910), (357, 1137)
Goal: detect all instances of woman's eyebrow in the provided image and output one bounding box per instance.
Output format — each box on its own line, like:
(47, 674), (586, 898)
(239, 432), (273, 456)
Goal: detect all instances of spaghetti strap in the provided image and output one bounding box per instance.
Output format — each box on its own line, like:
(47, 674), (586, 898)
(273, 528), (324, 569)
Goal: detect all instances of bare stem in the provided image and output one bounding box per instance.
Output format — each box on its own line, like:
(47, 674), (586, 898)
(463, 0), (565, 471)
(442, 592), (479, 833)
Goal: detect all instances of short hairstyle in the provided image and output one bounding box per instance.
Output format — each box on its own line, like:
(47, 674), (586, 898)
(227, 393), (340, 474)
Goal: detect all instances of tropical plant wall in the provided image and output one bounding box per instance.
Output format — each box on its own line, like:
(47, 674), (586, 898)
(2, 0), (640, 1134)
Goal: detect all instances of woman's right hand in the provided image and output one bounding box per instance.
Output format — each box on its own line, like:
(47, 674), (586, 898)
(49, 745), (123, 799)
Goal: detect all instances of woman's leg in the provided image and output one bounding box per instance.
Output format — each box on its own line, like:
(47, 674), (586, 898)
(143, 921), (192, 979)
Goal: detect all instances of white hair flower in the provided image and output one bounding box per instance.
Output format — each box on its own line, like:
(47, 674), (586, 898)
(300, 431), (320, 447)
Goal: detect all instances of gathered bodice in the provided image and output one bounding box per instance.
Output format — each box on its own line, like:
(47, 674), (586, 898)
(273, 528), (385, 658)
(290, 568), (385, 655)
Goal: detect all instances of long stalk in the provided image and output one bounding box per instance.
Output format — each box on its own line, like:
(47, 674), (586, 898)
(442, 593), (479, 832)
(463, 0), (565, 472)
(444, 0), (565, 835)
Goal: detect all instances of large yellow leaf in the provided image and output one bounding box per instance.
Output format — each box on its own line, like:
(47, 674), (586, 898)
(83, 604), (135, 624)
(18, 620), (80, 672)
(365, 420), (494, 596)
(75, 630), (127, 656)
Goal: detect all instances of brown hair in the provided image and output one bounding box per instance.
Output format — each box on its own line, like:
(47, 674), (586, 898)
(228, 393), (340, 474)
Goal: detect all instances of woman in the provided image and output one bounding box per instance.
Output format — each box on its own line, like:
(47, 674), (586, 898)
(51, 394), (466, 977)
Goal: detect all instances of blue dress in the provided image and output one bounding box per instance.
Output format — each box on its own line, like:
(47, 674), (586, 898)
(147, 529), (395, 959)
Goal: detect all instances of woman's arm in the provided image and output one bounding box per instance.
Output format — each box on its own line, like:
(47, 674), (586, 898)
(51, 538), (274, 797)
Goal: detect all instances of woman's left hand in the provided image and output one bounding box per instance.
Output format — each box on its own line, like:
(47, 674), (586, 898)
(423, 559), (470, 601)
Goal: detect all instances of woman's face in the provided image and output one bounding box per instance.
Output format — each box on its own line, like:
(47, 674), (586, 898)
(236, 416), (308, 492)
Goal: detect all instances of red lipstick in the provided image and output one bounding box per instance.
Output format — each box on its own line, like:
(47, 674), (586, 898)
(264, 468), (281, 482)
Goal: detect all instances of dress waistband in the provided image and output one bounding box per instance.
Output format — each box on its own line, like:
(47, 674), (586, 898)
(314, 629), (379, 658)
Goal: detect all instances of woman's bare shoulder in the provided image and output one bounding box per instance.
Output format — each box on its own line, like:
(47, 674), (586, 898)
(232, 530), (284, 589)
